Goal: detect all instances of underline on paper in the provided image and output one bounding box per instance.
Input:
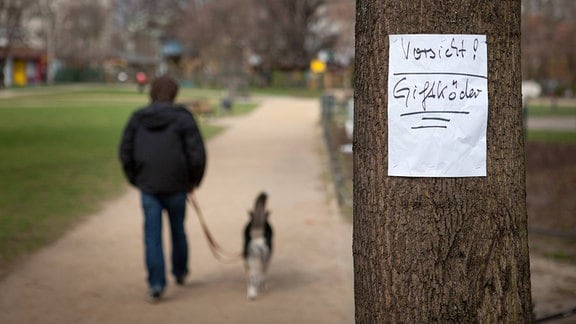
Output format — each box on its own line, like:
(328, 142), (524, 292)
(412, 126), (448, 129)
(422, 117), (451, 122)
(400, 111), (470, 117)
(393, 72), (487, 79)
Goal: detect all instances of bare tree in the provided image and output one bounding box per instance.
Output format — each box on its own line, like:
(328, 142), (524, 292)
(252, 0), (329, 70)
(178, 0), (354, 86)
(354, 1), (531, 322)
(183, 0), (351, 66)
(56, 2), (107, 66)
(522, 0), (576, 91)
(179, 0), (252, 59)
(177, 0), (254, 86)
(247, 0), (353, 70)
(112, 0), (190, 71)
(324, 0), (355, 66)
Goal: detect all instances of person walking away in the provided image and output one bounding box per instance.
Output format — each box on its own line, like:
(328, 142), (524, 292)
(119, 75), (206, 302)
(136, 71), (148, 93)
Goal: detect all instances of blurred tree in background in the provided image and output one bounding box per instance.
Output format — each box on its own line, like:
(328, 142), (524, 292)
(522, 0), (576, 95)
(1, 0), (574, 91)
(177, 0), (354, 87)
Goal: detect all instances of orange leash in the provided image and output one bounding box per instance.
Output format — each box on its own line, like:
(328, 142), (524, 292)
(187, 193), (242, 263)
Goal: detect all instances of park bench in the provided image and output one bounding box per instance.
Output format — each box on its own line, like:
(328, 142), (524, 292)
(185, 99), (214, 116)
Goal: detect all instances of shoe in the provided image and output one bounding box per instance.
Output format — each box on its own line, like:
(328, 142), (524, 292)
(176, 275), (187, 286)
(147, 288), (163, 304)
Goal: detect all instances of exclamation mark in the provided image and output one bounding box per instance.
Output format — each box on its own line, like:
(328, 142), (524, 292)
(473, 38), (479, 60)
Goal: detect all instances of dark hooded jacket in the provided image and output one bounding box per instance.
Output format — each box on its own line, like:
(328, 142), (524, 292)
(119, 102), (206, 194)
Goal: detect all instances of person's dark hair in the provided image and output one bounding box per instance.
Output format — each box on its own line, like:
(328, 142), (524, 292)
(149, 75), (179, 102)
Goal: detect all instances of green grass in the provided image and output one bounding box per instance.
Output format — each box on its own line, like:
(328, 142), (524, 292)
(0, 85), (227, 274)
(526, 103), (576, 117)
(543, 251), (573, 262)
(527, 130), (576, 143)
(251, 86), (322, 98)
(226, 101), (259, 116)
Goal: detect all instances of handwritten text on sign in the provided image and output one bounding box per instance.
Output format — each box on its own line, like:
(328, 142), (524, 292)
(388, 34), (488, 177)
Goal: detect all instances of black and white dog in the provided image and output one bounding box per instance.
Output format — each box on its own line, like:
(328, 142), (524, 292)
(243, 192), (273, 300)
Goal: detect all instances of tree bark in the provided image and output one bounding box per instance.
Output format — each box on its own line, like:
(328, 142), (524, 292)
(353, 1), (532, 323)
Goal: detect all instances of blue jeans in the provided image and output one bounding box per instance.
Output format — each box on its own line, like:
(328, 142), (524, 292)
(140, 192), (189, 292)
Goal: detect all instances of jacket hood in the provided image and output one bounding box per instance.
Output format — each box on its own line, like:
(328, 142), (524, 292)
(138, 102), (177, 130)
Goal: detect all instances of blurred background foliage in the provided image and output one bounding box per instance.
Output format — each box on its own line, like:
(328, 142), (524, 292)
(1, 0), (574, 95)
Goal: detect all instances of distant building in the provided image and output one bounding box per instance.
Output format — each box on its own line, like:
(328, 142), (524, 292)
(1, 46), (46, 87)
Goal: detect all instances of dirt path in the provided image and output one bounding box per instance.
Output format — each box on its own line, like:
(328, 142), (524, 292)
(527, 116), (576, 131)
(0, 97), (354, 323)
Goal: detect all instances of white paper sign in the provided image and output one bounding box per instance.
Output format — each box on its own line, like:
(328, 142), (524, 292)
(388, 34), (488, 177)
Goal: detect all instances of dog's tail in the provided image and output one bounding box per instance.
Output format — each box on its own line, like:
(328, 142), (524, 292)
(250, 192), (269, 231)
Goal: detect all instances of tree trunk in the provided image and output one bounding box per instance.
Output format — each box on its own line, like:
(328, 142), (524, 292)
(353, 1), (532, 323)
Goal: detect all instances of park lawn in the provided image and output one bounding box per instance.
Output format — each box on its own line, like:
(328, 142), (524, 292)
(0, 85), (226, 274)
(526, 102), (576, 117)
(526, 130), (576, 143)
